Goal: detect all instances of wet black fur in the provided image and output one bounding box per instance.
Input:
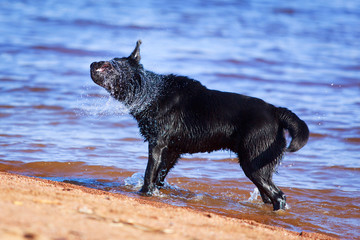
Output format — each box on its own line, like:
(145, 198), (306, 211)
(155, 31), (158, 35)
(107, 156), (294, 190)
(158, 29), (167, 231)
(90, 40), (309, 210)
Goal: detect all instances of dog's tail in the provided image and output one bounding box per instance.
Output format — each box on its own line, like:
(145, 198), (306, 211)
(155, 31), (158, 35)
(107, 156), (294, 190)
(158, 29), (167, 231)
(277, 107), (309, 152)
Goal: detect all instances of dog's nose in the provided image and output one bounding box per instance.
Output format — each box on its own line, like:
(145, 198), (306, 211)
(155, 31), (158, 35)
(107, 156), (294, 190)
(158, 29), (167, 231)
(90, 62), (101, 69)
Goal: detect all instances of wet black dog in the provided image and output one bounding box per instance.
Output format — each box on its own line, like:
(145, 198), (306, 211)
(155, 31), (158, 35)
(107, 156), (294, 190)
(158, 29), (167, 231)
(90, 40), (309, 210)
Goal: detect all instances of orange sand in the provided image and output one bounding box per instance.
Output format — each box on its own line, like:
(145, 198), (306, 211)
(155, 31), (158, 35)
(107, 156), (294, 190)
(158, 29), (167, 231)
(0, 172), (335, 240)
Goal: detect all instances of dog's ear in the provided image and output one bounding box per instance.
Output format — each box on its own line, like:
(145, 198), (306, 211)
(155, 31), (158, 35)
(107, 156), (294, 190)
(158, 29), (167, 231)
(129, 40), (142, 63)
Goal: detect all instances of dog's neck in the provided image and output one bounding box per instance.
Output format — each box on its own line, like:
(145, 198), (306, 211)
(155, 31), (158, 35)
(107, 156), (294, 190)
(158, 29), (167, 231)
(126, 70), (165, 117)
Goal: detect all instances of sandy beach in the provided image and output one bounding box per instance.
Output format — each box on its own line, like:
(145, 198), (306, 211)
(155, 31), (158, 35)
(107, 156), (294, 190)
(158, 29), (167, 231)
(0, 172), (335, 240)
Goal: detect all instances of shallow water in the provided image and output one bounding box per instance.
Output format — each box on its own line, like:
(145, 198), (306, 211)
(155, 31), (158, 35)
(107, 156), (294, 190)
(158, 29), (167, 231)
(1, 0), (360, 239)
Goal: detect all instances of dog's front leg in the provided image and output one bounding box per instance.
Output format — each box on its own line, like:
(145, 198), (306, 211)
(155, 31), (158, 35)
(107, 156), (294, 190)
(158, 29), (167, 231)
(140, 143), (165, 195)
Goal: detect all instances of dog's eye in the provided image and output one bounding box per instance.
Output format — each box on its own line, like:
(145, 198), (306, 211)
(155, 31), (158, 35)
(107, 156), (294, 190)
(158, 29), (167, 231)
(113, 57), (125, 61)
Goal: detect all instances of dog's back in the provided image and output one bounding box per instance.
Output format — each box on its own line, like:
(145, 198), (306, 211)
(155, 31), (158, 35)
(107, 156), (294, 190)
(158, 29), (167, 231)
(143, 74), (280, 153)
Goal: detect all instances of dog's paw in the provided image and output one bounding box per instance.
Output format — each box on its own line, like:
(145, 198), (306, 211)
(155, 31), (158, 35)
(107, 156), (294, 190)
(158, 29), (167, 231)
(273, 198), (287, 211)
(139, 185), (155, 196)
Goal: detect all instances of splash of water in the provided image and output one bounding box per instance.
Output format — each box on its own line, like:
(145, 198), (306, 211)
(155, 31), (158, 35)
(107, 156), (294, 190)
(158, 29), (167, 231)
(124, 172), (144, 190)
(76, 85), (129, 117)
(124, 172), (167, 197)
(123, 172), (176, 196)
(248, 187), (260, 202)
(247, 187), (291, 210)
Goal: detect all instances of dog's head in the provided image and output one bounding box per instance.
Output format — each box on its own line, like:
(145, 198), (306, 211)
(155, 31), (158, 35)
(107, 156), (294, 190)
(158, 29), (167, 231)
(90, 40), (143, 101)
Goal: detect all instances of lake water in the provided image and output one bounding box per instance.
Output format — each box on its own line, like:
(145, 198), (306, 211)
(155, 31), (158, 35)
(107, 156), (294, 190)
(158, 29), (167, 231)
(1, 0), (359, 239)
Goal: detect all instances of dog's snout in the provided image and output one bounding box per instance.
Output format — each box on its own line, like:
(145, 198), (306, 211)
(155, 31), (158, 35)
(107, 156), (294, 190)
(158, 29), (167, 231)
(91, 61), (113, 72)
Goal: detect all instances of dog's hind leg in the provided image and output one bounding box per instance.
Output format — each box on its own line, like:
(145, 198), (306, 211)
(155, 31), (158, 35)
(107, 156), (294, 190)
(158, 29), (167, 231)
(238, 130), (287, 210)
(259, 188), (272, 204)
(241, 161), (286, 210)
(257, 163), (277, 204)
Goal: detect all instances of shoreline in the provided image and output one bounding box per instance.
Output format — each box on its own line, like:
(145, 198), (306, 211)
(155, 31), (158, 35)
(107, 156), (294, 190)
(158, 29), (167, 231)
(0, 172), (335, 240)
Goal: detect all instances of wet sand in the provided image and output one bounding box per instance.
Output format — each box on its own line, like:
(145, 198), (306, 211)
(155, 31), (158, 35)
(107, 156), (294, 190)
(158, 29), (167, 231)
(0, 172), (334, 240)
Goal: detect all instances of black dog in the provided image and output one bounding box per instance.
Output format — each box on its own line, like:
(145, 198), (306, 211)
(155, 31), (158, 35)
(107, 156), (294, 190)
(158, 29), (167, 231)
(90, 40), (309, 211)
